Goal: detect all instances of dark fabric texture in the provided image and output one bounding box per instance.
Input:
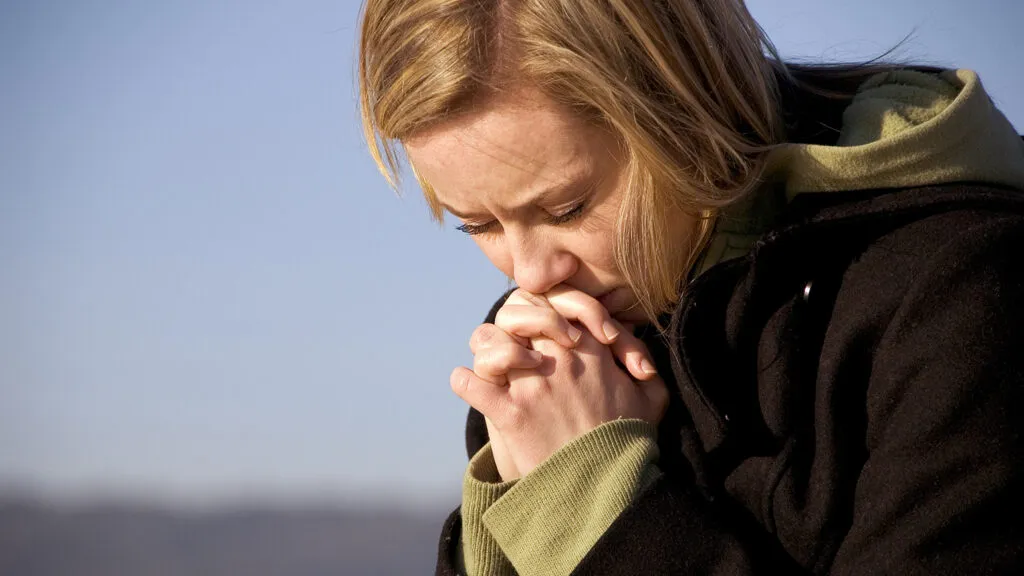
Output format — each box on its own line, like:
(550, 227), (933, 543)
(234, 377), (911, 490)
(435, 181), (1024, 575)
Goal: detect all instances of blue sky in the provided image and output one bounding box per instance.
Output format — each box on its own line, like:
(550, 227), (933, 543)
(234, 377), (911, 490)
(1, 0), (1021, 510)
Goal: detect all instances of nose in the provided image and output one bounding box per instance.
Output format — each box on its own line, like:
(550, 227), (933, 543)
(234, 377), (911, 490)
(509, 233), (577, 294)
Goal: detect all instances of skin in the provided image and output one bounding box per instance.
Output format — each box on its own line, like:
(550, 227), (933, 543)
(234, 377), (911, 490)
(406, 87), (683, 480)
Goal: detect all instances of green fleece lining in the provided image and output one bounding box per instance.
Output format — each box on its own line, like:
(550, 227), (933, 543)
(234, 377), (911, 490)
(767, 69), (1024, 198)
(483, 420), (659, 576)
(457, 67), (1024, 576)
(696, 68), (1024, 277)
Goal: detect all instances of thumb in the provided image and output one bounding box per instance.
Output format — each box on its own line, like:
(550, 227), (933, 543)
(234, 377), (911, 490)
(450, 366), (510, 421)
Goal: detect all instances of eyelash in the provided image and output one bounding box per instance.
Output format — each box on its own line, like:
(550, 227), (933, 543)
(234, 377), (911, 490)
(455, 202), (586, 236)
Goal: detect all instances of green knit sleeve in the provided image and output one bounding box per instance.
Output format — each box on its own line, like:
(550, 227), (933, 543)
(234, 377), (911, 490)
(460, 442), (519, 576)
(482, 419), (661, 576)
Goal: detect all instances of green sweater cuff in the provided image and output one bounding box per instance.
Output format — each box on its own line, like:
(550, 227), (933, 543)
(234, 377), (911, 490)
(461, 442), (518, 576)
(482, 419), (661, 576)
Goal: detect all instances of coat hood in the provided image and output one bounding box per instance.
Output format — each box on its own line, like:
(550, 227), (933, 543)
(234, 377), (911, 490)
(695, 68), (1024, 276)
(767, 68), (1024, 196)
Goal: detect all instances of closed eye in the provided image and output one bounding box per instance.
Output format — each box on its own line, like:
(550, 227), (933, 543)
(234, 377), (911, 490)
(453, 200), (587, 236)
(548, 202), (585, 225)
(454, 220), (498, 236)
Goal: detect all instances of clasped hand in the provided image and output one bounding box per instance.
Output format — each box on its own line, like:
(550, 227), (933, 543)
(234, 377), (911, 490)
(450, 286), (669, 481)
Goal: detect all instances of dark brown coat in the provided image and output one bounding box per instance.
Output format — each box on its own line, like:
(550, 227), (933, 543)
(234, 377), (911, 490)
(437, 181), (1024, 575)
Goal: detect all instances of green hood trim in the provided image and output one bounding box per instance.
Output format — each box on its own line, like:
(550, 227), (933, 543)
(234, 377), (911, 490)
(695, 68), (1024, 277)
(767, 68), (1024, 196)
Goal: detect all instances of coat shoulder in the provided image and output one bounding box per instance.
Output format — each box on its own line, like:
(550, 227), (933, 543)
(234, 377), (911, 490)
(823, 207), (1024, 339)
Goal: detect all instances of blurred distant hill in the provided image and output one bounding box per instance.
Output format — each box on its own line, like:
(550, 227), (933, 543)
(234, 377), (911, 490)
(0, 497), (449, 575)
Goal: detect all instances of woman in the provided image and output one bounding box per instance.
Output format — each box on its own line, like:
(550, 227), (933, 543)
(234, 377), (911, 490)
(358, 1), (1024, 574)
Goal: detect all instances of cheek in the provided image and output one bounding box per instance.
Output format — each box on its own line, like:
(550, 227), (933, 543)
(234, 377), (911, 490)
(573, 231), (618, 272)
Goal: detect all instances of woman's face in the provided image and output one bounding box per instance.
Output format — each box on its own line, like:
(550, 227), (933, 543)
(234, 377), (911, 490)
(406, 87), (688, 323)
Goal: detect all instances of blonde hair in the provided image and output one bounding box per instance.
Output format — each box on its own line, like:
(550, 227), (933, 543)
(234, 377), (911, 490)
(358, 0), (907, 322)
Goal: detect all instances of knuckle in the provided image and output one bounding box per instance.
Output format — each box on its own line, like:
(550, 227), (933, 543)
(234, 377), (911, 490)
(471, 355), (487, 375)
(494, 307), (525, 331)
(473, 350), (499, 375)
(489, 345), (515, 367)
(531, 335), (563, 356)
(510, 288), (548, 308)
(504, 289), (530, 306)
(511, 378), (546, 406)
(471, 323), (497, 347)
(501, 403), (528, 432)
(538, 308), (568, 332)
(507, 341), (530, 359)
(493, 307), (514, 326)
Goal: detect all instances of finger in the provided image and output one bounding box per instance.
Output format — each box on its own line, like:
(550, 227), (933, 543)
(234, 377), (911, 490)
(494, 304), (582, 349)
(544, 286), (625, 345)
(450, 366), (510, 419)
(608, 331), (660, 381)
(504, 288), (552, 309)
(469, 323), (521, 355)
(473, 343), (544, 383)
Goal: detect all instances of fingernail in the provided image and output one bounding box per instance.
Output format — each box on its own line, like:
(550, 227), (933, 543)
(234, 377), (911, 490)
(640, 358), (657, 375)
(602, 321), (620, 341)
(568, 326), (583, 344)
(529, 349), (543, 362)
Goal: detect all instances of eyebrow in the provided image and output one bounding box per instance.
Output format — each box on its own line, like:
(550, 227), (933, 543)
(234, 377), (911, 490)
(440, 173), (588, 220)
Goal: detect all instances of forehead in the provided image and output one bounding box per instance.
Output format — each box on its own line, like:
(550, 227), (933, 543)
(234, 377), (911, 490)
(405, 88), (614, 211)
